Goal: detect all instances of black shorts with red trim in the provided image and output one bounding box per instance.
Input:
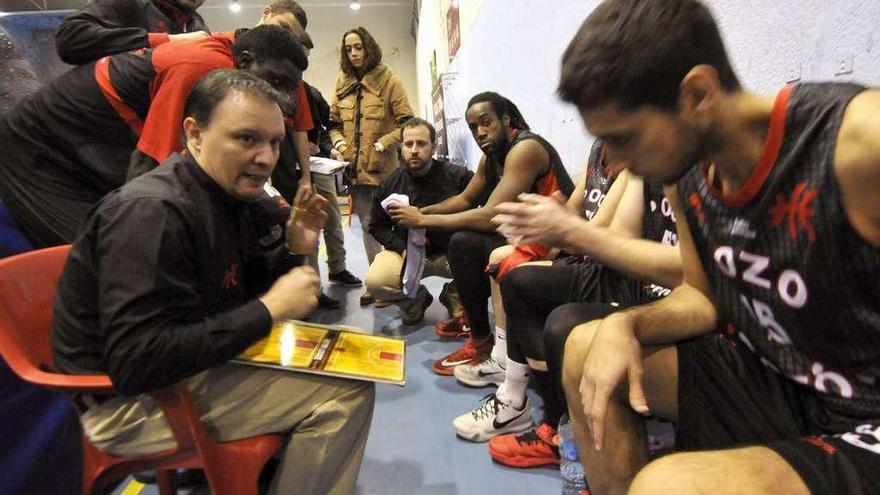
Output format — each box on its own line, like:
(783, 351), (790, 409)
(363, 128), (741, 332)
(677, 333), (880, 495)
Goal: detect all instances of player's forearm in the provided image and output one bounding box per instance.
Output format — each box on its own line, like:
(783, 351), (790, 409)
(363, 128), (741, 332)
(421, 207), (495, 231)
(420, 195), (472, 215)
(627, 284), (717, 345)
(566, 224), (682, 288)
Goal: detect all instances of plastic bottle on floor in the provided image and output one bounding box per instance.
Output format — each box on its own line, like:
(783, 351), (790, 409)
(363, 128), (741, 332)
(558, 413), (589, 495)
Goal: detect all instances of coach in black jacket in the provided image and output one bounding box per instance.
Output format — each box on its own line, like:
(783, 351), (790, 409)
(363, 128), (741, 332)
(51, 69), (374, 495)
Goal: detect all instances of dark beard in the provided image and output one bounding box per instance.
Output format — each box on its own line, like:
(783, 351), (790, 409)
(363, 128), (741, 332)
(489, 130), (512, 161)
(408, 158), (434, 178)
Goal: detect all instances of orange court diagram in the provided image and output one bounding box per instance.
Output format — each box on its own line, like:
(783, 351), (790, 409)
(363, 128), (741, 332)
(324, 331), (406, 384)
(236, 320), (406, 385)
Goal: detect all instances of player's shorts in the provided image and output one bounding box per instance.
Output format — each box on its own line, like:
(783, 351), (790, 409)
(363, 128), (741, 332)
(678, 333), (880, 494)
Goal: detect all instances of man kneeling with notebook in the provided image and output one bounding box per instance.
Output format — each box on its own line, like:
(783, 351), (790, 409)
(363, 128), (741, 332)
(50, 69), (374, 495)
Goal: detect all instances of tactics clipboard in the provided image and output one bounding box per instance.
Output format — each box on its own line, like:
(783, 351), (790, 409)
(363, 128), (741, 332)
(233, 320), (406, 386)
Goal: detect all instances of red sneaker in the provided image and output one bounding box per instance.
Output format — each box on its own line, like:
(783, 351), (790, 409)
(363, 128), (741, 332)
(487, 421), (561, 468)
(434, 316), (470, 339)
(432, 336), (492, 375)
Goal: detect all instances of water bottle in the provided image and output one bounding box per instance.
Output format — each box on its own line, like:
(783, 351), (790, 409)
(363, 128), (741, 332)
(558, 413), (589, 495)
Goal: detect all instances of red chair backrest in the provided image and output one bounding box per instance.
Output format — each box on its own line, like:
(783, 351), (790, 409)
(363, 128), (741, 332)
(0, 245), (72, 374)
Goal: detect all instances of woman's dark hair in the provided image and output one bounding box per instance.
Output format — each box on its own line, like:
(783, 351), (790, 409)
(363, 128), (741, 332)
(183, 69), (284, 127)
(466, 92), (530, 130)
(233, 24), (308, 72)
(400, 117), (436, 143)
(339, 26), (383, 76)
(558, 0), (740, 112)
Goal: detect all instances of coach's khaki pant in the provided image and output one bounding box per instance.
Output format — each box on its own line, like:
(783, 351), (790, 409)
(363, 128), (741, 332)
(308, 172), (347, 276)
(350, 185), (382, 266)
(365, 249), (452, 302)
(81, 364), (375, 495)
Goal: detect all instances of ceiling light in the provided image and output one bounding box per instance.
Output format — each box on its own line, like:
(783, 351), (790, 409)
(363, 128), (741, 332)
(229, 0), (242, 13)
(349, 1), (362, 10)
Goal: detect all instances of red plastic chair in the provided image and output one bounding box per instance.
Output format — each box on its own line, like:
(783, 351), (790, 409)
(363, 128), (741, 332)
(0, 245), (284, 494)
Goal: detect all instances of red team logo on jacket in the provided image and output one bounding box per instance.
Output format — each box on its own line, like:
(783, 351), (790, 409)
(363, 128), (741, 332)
(768, 182), (817, 242)
(221, 262), (239, 289)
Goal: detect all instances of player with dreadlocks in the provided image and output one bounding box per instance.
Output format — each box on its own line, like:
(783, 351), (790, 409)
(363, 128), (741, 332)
(387, 92), (574, 386)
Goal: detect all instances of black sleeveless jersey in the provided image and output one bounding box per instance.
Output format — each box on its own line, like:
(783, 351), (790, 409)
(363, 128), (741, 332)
(677, 82), (880, 422)
(636, 179), (680, 302)
(479, 130), (575, 206)
(582, 139), (619, 220)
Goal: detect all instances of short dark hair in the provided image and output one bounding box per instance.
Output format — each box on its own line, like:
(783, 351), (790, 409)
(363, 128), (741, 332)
(558, 0), (740, 112)
(299, 31), (314, 50)
(401, 117), (436, 143)
(340, 26), (383, 76)
(267, 0), (307, 29)
(183, 69), (284, 127)
(466, 92), (530, 130)
(234, 24), (308, 71)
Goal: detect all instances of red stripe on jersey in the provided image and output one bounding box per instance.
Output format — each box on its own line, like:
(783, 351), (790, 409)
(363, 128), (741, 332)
(707, 84), (793, 208)
(535, 168), (560, 196)
(94, 57), (144, 136)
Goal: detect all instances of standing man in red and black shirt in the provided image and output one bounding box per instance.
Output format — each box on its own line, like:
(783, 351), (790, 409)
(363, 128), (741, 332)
(250, 0), (316, 194)
(55, 0), (210, 65)
(0, 25), (306, 247)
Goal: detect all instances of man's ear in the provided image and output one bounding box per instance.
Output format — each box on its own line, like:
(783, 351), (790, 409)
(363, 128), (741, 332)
(183, 116), (202, 153)
(502, 114), (511, 128)
(236, 50), (254, 70)
(679, 64), (721, 124)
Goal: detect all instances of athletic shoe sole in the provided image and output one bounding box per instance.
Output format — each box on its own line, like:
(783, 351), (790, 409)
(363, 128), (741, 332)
(453, 367), (504, 388)
(327, 274), (363, 287)
(432, 358), (471, 376)
(487, 444), (560, 468)
(454, 416), (532, 443)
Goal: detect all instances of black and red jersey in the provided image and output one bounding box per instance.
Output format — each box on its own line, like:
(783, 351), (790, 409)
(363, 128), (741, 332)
(582, 139), (619, 220)
(55, 0), (210, 65)
(482, 129), (575, 204)
(678, 82), (880, 423)
(636, 179), (679, 302)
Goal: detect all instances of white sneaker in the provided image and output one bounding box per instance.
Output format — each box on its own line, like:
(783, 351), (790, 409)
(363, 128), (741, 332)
(454, 356), (505, 387)
(453, 393), (532, 442)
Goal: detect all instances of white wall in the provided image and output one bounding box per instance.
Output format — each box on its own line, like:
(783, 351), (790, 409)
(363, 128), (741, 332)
(414, 0), (486, 118)
(417, 0), (880, 177)
(200, 2), (417, 107)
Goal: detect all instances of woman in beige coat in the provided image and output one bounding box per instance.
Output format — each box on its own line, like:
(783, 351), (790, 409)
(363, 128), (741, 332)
(329, 26), (413, 305)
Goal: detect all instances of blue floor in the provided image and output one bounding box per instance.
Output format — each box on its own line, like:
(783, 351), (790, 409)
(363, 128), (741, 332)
(114, 219), (561, 495)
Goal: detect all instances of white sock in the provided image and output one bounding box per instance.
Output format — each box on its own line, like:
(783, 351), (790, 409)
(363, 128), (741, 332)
(492, 326), (507, 364)
(495, 360), (530, 416)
